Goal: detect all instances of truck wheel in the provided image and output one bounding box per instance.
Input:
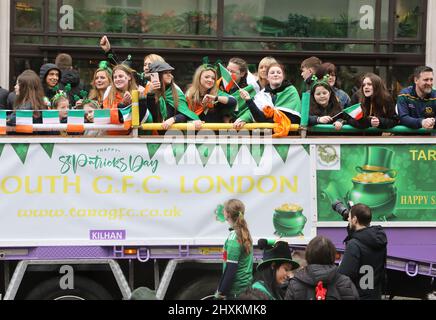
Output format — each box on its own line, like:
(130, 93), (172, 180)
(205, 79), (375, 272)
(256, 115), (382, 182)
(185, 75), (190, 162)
(175, 275), (220, 300)
(25, 276), (113, 300)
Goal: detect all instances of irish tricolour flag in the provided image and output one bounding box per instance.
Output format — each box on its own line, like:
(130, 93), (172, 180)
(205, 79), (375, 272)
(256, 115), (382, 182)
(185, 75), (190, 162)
(120, 106), (132, 129)
(0, 111), (6, 135)
(42, 110), (60, 124)
(343, 103), (363, 120)
(16, 110), (33, 133)
(67, 110), (85, 133)
(219, 63), (237, 92)
(94, 109), (111, 125)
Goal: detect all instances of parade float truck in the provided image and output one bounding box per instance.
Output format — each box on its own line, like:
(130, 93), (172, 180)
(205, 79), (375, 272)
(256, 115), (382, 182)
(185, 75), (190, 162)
(0, 99), (435, 300)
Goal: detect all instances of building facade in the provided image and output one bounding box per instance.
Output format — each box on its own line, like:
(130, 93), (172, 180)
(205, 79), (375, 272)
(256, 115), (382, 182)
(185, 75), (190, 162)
(1, 0), (435, 94)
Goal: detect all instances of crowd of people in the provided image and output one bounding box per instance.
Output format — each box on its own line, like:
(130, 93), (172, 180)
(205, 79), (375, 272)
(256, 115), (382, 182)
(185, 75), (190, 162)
(214, 199), (387, 301)
(1, 36), (435, 136)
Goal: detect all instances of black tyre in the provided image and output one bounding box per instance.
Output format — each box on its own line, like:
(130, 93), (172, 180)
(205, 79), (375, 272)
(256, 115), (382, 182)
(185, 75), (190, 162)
(175, 275), (221, 300)
(25, 276), (113, 300)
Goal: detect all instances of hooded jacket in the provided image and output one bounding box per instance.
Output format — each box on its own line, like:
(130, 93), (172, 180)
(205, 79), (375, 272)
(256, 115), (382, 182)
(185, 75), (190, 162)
(285, 264), (359, 300)
(0, 87), (9, 110)
(338, 226), (387, 300)
(39, 63), (62, 100)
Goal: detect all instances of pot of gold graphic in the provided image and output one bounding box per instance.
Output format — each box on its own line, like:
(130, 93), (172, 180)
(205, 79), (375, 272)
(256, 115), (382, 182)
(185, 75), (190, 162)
(348, 147), (397, 220)
(273, 204), (307, 237)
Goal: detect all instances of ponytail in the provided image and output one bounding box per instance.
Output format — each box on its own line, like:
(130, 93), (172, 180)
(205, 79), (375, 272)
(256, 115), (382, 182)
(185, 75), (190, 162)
(224, 199), (252, 255)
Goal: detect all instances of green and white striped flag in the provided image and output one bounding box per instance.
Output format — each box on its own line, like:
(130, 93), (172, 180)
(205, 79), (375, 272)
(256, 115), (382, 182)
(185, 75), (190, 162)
(16, 110), (33, 133)
(93, 109), (111, 124)
(67, 110), (85, 133)
(0, 110), (6, 134)
(120, 106), (132, 129)
(42, 110), (60, 124)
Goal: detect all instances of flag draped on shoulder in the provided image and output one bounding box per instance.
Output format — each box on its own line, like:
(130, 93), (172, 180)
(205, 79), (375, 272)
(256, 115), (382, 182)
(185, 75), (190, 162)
(16, 110), (34, 133)
(67, 110), (85, 133)
(42, 110), (60, 125)
(0, 110), (6, 135)
(158, 86), (200, 121)
(219, 63), (236, 92)
(343, 103), (363, 120)
(231, 85), (256, 123)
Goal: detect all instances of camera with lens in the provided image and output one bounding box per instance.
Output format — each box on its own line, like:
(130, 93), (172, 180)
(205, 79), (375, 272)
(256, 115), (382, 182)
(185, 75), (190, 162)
(332, 200), (350, 221)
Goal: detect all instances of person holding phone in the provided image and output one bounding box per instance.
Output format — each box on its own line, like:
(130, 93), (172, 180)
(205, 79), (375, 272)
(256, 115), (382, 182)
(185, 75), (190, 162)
(100, 35), (165, 89)
(144, 61), (200, 131)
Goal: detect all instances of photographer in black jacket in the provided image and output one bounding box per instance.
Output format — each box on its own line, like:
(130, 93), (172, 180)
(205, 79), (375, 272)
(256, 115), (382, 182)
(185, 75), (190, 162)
(337, 203), (387, 300)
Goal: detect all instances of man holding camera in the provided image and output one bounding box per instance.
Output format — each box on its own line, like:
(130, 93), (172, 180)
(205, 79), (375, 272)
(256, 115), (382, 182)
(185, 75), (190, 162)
(337, 203), (387, 300)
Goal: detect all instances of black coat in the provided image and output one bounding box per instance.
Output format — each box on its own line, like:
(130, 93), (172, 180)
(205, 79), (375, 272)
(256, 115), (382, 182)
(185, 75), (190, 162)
(338, 226), (387, 300)
(0, 87), (9, 110)
(60, 69), (86, 104)
(285, 264), (359, 300)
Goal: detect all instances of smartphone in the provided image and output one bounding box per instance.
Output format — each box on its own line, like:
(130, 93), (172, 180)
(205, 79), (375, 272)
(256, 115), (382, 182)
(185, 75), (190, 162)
(150, 72), (159, 83)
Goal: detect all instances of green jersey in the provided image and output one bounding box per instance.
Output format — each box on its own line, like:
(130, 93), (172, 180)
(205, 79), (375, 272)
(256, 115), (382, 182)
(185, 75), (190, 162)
(222, 230), (253, 297)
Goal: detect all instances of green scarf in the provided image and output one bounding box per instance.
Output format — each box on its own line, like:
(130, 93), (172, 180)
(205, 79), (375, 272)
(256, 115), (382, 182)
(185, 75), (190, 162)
(159, 86), (200, 121)
(231, 85), (256, 123)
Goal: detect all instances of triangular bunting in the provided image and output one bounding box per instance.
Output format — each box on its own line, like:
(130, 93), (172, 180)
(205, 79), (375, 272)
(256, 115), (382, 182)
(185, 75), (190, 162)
(0, 144), (4, 157)
(12, 144), (30, 164)
(146, 143), (161, 159)
(302, 144), (310, 155)
(171, 144), (188, 164)
(40, 143), (55, 158)
(274, 145), (290, 163)
(220, 144), (242, 167)
(250, 144), (265, 166)
(196, 144), (216, 167)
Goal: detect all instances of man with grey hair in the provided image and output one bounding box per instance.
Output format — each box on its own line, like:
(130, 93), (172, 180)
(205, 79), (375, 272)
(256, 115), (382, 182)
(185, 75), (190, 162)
(396, 66), (436, 129)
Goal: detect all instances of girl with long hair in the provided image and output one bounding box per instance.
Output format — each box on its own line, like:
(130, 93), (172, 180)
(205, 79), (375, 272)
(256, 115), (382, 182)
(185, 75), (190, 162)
(257, 56), (277, 91)
(215, 199), (253, 299)
(348, 73), (398, 129)
(185, 65), (237, 129)
(145, 61), (199, 130)
(10, 70), (46, 126)
(88, 63), (113, 107)
(309, 80), (345, 130)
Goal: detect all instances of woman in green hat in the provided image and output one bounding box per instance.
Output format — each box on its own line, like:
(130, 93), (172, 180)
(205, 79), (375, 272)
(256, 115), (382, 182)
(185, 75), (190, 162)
(251, 240), (300, 300)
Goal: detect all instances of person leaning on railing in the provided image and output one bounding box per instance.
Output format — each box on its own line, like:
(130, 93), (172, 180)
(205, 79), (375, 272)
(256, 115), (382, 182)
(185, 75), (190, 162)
(308, 76), (345, 131)
(397, 66), (436, 130)
(347, 73), (398, 130)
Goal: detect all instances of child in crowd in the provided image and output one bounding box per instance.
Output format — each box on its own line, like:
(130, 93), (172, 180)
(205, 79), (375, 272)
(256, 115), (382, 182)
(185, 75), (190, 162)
(51, 93), (70, 123)
(257, 56), (277, 91)
(215, 199), (253, 299)
(322, 62), (351, 108)
(300, 56), (322, 91)
(309, 79), (345, 130)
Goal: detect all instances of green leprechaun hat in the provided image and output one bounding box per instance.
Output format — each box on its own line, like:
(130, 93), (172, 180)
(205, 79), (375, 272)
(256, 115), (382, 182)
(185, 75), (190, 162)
(358, 147), (395, 172)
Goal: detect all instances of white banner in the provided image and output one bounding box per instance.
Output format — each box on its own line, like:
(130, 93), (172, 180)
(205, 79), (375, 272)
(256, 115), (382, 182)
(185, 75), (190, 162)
(0, 142), (315, 246)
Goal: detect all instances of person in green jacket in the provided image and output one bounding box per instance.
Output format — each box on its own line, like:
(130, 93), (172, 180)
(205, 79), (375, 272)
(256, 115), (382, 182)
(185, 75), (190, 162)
(251, 239), (300, 300)
(215, 199), (253, 299)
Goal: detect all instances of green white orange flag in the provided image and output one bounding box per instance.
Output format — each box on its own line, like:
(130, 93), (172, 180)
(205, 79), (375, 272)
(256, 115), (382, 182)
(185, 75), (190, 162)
(16, 110), (33, 133)
(0, 111), (6, 135)
(120, 106), (132, 129)
(93, 109), (111, 125)
(42, 110), (60, 125)
(67, 110), (85, 133)
(343, 103), (363, 120)
(219, 63), (237, 92)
